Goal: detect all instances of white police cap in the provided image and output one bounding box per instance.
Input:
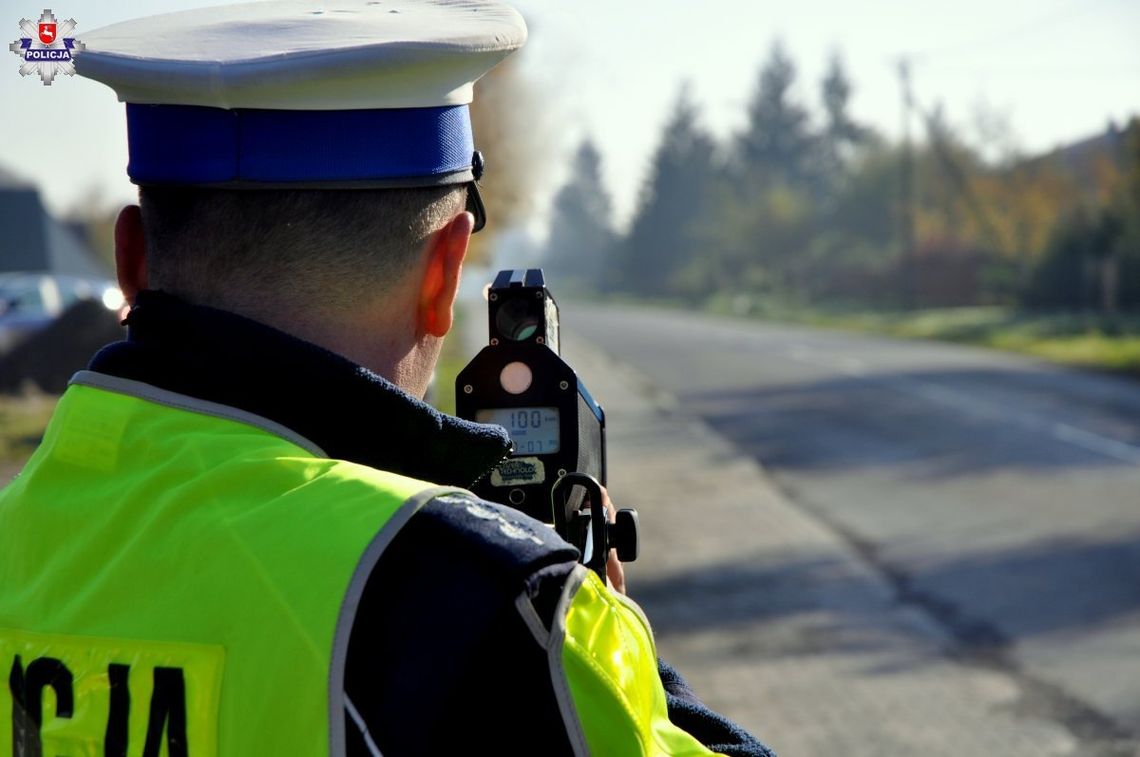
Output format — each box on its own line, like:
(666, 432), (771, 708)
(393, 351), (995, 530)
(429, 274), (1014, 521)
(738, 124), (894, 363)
(76, 0), (528, 231)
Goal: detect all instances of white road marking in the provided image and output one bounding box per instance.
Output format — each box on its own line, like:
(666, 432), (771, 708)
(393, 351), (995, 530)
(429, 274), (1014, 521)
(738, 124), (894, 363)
(786, 349), (1140, 466)
(1051, 422), (1140, 465)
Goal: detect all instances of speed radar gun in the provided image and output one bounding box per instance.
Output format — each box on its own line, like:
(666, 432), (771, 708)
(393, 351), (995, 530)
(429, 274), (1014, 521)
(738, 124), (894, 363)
(456, 269), (639, 578)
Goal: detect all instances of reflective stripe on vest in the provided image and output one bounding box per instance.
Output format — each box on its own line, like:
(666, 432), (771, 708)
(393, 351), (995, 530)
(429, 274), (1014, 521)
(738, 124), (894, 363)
(564, 571), (715, 756)
(0, 372), (455, 756)
(526, 565), (718, 757)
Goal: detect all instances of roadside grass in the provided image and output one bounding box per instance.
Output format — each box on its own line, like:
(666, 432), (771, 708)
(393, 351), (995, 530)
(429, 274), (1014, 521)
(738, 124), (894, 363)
(703, 297), (1140, 376)
(0, 392), (57, 472)
(984, 326), (1140, 374)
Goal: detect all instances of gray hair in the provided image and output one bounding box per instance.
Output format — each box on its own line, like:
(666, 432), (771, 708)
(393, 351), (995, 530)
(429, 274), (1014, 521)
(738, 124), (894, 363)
(138, 185), (466, 315)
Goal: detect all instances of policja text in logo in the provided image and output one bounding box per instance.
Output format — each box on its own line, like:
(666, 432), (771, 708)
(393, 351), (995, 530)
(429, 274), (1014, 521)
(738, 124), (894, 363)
(9, 9), (83, 85)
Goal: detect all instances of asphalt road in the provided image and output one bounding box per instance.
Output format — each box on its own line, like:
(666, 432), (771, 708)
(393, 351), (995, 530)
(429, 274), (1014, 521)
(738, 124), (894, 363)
(564, 303), (1140, 747)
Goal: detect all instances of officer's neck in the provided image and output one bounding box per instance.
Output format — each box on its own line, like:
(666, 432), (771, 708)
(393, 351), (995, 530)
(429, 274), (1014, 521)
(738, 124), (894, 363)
(217, 291), (439, 401)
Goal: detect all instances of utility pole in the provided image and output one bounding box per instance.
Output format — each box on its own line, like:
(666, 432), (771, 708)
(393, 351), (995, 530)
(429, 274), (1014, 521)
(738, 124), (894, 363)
(897, 57), (917, 308)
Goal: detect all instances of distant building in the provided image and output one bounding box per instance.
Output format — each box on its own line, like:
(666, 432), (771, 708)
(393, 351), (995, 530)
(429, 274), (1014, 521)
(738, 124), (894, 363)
(0, 166), (108, 278)
(1024, 117), (1138, 198)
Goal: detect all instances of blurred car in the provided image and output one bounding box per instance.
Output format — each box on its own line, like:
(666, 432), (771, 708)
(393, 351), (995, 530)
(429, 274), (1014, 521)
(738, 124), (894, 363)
(0, 272), (126, 355)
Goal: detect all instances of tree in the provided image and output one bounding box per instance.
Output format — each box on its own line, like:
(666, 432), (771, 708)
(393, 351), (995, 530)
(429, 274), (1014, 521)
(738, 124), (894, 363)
(543, 138), (615, 290)
(1023, 121), (1136, 312)
(818, 53), (872, 196)
(734, 41), (815, 190)
(1024, 208), (1104, 309)
(821, 54), (858, 145)
(1119, 119), (1140, 308)
(689, 44), (822, 300)
(616, 85), (717, 297)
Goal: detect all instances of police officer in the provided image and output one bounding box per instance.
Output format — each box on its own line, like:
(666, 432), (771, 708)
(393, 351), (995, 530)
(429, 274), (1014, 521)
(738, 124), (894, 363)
(0, 2), (773, 755)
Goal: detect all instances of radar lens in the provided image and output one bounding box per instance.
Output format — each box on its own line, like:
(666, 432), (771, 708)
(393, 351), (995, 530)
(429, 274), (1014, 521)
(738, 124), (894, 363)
(495, 299), (541, 342)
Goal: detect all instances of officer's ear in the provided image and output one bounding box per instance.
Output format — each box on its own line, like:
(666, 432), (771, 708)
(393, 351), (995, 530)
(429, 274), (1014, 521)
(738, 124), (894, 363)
(417, 210), (474, 338)
(114, 205), (148, 306)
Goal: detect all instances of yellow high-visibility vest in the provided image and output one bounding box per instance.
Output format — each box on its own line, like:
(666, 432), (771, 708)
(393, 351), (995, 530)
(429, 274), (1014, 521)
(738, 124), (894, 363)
(0, 371), (715, 756)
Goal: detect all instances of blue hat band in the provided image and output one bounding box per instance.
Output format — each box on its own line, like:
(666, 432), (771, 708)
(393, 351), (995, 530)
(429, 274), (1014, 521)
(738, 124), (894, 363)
(126, 103), (475, 186)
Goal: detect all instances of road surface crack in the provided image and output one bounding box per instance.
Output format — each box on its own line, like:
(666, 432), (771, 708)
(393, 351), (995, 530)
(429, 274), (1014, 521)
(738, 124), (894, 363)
(776, 477), (1137, 757)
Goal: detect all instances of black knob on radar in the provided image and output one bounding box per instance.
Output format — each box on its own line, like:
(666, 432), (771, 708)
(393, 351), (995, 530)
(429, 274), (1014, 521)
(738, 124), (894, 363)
(611, 508), (640, 562)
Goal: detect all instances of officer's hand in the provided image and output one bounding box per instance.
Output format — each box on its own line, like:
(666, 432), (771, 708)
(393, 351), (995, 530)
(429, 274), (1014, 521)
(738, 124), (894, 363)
(599, 486), (627, 595)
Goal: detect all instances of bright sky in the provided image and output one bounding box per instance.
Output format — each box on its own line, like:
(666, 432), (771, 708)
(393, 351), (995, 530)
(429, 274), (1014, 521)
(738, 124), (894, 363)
(2, 0), (1138, 233)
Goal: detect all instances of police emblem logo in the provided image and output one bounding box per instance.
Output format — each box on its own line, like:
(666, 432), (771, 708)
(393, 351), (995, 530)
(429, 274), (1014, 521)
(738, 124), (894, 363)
(8, 9), (84, 85)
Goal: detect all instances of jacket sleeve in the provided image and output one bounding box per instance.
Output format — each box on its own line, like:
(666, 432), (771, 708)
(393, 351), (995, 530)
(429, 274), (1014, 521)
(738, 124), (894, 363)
(344, 492), (773, 757)
(658, 659), (776, 757)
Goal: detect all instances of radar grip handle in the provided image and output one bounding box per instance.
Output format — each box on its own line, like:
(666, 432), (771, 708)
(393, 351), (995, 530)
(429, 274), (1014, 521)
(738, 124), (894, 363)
(551, 472), (639, 580)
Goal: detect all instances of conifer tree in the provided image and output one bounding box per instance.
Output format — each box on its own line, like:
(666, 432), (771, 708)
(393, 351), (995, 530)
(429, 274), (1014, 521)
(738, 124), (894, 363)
(735, 42), (815, 189)
(543, 138), (614, 290)
(617, 85), (716, 296)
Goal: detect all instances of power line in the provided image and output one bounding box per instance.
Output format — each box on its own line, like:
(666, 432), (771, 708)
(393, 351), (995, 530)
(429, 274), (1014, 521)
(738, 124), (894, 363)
(914, 64), (1140, 78)
(908, 0), (1092, 62)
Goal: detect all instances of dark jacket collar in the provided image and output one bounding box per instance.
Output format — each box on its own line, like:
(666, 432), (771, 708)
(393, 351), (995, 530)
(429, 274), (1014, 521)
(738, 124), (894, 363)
(89, 290), (511, 488)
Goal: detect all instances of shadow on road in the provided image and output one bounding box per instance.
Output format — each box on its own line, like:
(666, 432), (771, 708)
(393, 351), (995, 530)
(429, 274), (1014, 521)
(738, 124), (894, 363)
(682, 368), (1140, 477)
(633, 531), (1140, 652)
